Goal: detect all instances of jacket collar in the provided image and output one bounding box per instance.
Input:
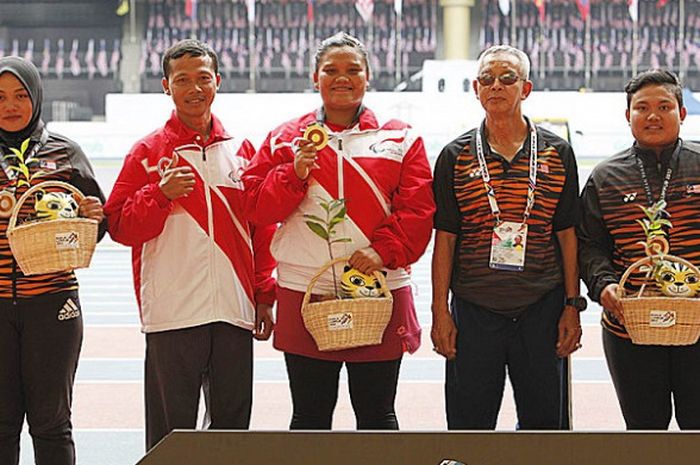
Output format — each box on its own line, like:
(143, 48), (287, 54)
(632, 139), (681, 168)
(303, 106), (379, 133)
(475, 116), (545, 160)
(162, 111), (231, 147)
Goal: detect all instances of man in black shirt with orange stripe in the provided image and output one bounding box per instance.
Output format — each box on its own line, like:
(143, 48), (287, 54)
(431, 45), (583, 430)
(579, 69), (700, 429)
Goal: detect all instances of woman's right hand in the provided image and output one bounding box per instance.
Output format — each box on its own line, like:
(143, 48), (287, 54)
(293, 138), (319, 180)
(601, 283), (624, 324)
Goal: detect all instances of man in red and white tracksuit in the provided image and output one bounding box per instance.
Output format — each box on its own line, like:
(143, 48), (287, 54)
(104, 40), (275, 450)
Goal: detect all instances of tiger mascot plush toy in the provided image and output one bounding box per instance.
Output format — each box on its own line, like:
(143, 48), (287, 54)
(654, 260), (700, 298)
(33, 190), (79, 221)
(340, 265), (386, 299)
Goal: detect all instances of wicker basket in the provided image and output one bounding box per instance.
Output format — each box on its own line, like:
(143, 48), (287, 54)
(301, 256), (394, 351)
(7, 181), (98, 276)
(617, 253), (700, 346)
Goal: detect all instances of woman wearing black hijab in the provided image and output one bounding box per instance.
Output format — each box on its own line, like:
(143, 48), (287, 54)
(0, 56), (106, 465)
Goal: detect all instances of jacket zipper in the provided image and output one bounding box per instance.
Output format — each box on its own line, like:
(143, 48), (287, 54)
(336, 137), (348, 258)
(201, 145), (216, 312)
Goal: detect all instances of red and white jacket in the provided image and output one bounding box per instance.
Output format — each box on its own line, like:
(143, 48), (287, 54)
(242, 108), (435, 294)
(105, 112), (276, 333)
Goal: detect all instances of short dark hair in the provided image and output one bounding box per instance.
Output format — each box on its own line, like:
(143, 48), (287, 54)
(162, 39), (219, 79)
(313, 32), (370, 73)
(625, 69), (683, 109)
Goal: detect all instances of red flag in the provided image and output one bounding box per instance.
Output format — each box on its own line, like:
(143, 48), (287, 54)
(307, 0), (314, 22)
(185, 0), (197, 18)
(534, 0), (545, 22)
(356, 0), (374, 23)
(576, 0), (590, 21)
(657, 0), (668, 6)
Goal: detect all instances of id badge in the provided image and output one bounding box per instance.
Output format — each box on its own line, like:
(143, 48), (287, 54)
(489, 221), (528, 271)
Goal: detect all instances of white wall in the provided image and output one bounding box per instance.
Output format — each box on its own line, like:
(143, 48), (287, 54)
(48, 91), (700, 160)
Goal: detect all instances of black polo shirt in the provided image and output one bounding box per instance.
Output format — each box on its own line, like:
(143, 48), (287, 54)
(433, 125), (580, 315)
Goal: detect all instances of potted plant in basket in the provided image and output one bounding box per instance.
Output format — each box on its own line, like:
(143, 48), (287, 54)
(303, 197), (352, 298)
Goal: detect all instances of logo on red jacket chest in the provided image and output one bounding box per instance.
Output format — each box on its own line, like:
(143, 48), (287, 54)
(369, 137), (405, 158)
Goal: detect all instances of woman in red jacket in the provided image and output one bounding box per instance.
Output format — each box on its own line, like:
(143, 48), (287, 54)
(243, 32), (435, 430)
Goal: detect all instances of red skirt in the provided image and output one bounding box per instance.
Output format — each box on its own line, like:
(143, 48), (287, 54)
(273, 285), (421, 362)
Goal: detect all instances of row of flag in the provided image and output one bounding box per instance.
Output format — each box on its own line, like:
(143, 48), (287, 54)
(496, 0), (671, 23)
(117, 0), (673, 24)
(117, 0), (670, 26)
(117, 1), (404, 24)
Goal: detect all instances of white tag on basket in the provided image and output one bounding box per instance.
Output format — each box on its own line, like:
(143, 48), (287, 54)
(649, 310), (676, 328)
(55, 231), (80, 250)
(327, 312), (353, 331)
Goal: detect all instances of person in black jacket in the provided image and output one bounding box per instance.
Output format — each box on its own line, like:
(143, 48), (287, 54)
(579, 69), (700, 430)
(0, 56), (106, 465)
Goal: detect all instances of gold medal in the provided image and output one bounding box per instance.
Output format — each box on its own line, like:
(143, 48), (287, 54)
(303, 124), (329, 150)
(0, 190), (16, 218)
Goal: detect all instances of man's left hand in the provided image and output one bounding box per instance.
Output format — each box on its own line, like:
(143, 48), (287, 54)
(348, 247), (384, 275)
(253, 304), (274, 341)
(78, 196), (105, 222)
(556, 306), (582, 358)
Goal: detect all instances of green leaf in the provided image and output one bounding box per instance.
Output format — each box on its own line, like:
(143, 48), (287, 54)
(329, 216), (345, 228)
(332, 205), (347, 219)
(20, 138), (29, 157)
(656, 219), (673, 228)
(19, 165), (29, 179)
(635, 219), (648, 235)
(302, 214), (326, 224)
(29, 170), (47, 181)
(17, 179), (29, 187)
(305, 221), (329, 240)
(329, 198), (345, 211)
(9, 148), (22, 158)
(330, 237), (353, 244)
(315, 196), (330, 212)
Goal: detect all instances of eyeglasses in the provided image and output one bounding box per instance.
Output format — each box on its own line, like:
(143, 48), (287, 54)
(476, 72), (521, 87)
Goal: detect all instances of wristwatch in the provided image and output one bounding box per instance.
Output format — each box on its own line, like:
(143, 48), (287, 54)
(565, 296), (588, 312)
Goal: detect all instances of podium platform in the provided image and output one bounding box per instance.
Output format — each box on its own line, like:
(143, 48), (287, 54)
(138, 430), (700, 465)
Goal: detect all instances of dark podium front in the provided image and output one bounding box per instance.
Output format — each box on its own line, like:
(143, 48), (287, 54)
(138, 431), (700, 465)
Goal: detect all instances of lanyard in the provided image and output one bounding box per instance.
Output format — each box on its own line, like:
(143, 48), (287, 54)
(0, 129), (49, 184)
(634, 142), (681, 207)
(475, 121), (538, 226)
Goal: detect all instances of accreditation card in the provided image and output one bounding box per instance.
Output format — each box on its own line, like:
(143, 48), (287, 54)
(489, 221), (528, 271)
